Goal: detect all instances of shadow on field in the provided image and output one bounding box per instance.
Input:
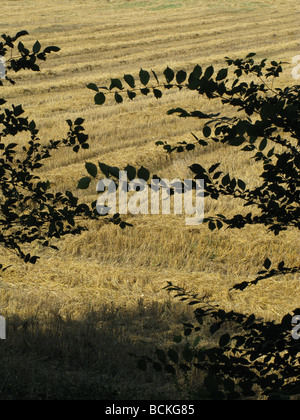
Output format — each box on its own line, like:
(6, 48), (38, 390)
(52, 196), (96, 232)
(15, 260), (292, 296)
(0, 303), (184, 400)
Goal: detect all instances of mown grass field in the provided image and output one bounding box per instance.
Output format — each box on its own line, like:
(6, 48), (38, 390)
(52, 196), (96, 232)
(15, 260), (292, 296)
(0, 0), (299, 399)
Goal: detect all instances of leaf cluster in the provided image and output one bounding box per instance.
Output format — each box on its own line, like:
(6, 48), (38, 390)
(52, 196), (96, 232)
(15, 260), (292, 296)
(133, 283), (300, 400)
(87, 53), (299, 287)
(0, 32), (124, 264)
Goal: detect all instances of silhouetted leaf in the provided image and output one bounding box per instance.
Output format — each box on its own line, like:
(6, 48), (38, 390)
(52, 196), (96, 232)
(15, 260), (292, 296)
(127, 90), (136, 100)
(110, 78), (123, 90)
(115, 92), (123, 103)
(168, 349), (179, 363)
(94, 92), (106, 105)
(98, 162), (110, 177)
(124, 74), (135, 88)
(203, 125), (211, 138)
(219, 333), (230, 347)
(238, 179), (246, 190)
(86, 83), (99, 92)
(163, 66), (175, 83)
(137, 166), (150, 181)
(85, 162), (97, 178)
(44, 46), (60, 53)
(139, 68), (150, 86)
(228, 137), (245, 147)
(264, 258), (272, 270)
(216, 68), (228, 81)
(153, 88), (162, 99)
(204, 65), (214, 79)
(176, 70), (187, 84)
(33, 40), (41, 54)
(124, 164), (136, 181)
(77, 177), (92, 190)
(259, 138), (267, 151)
(209, 163), (221, 173)
(222, 174), (230, 186)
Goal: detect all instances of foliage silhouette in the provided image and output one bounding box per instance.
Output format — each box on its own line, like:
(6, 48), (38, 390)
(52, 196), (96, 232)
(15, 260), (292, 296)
(87, 53), (299, 289)
(86, 54), (300, 399)
(130, 284), (300, 400)
(0, 31), (130, 268)
(1, 30), (299, 398)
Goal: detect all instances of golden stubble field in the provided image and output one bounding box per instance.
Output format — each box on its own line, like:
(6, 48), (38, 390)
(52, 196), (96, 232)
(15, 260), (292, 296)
(0, 0), (299, 399)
